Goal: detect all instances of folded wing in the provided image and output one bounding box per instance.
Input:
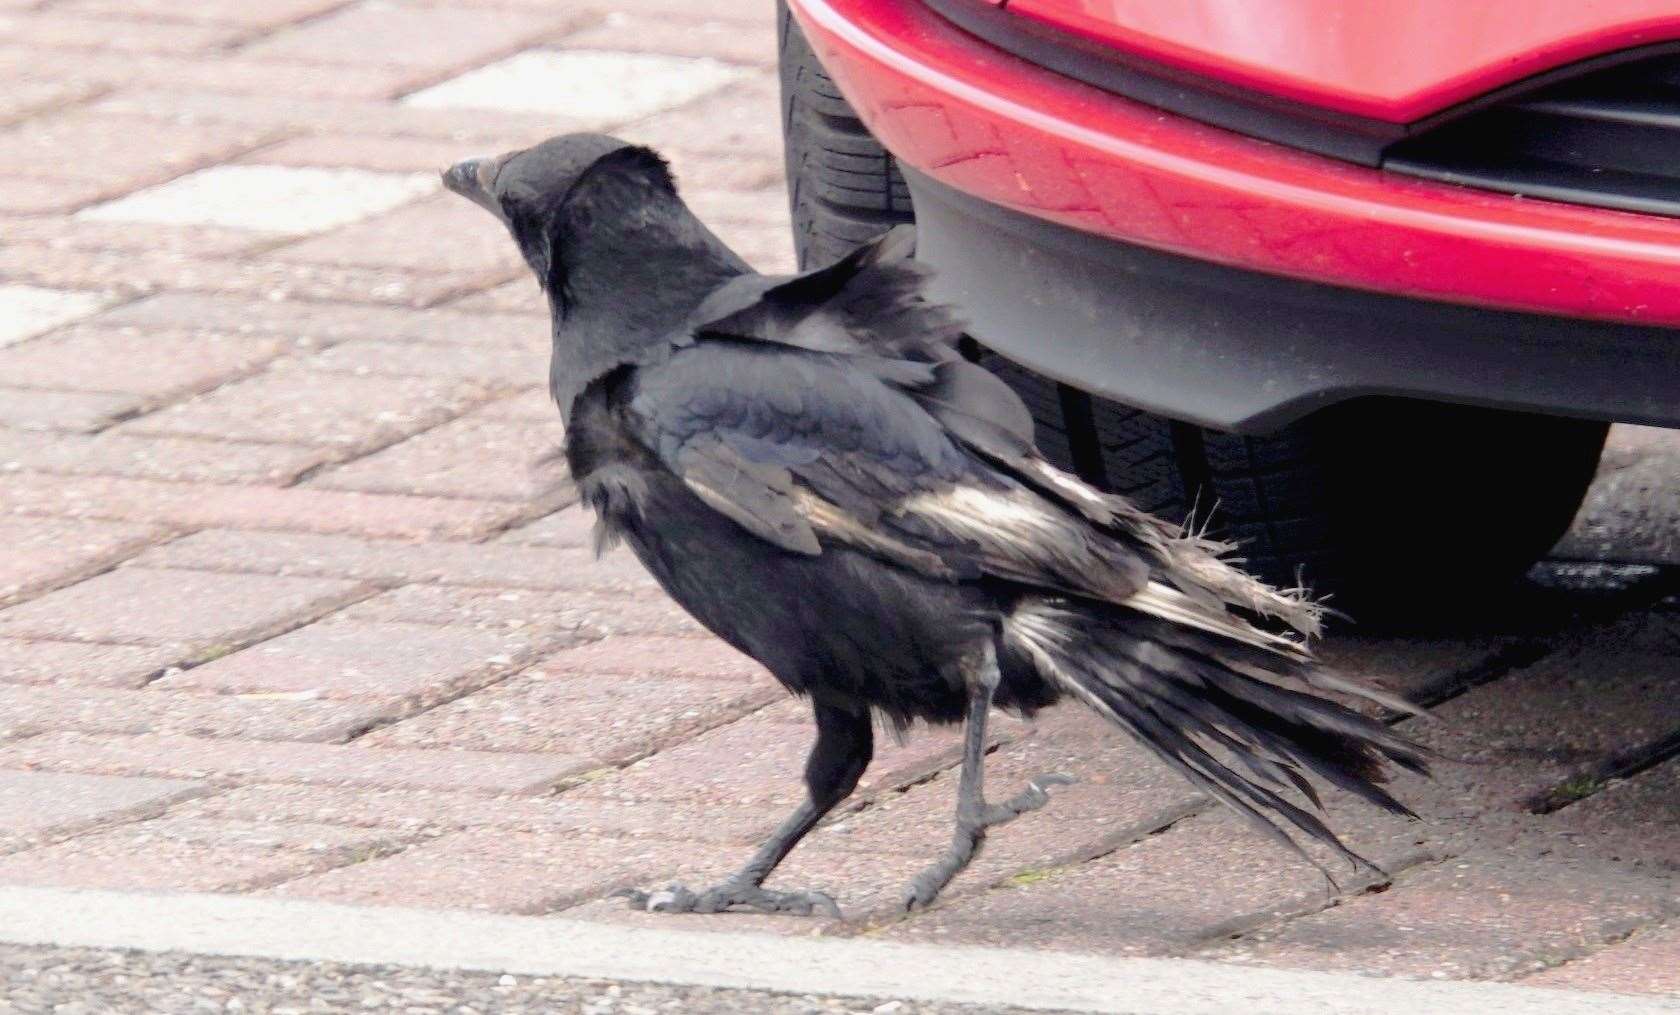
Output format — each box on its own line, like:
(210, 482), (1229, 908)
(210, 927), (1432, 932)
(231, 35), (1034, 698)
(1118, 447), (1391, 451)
(628, 339), (1150, 603)
(639, 225), (1321, 640)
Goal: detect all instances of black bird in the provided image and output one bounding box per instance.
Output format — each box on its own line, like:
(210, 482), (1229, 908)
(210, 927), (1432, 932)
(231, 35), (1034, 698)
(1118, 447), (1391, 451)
(444, 134), (1429, 917)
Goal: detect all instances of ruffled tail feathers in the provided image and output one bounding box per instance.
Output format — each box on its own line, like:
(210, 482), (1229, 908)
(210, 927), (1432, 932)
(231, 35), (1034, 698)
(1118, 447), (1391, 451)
(1004, 598), (1430, 879)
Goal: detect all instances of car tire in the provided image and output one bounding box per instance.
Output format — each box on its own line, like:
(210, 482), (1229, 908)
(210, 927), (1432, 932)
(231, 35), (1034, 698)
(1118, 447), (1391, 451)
(777, 5), (1609, 604)
(779, 0), (914, 271)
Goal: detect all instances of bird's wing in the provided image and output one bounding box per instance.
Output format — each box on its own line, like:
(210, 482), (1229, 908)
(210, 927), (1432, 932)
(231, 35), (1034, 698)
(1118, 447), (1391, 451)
(687, 224), (944, 358)
(627, 340), (1149, 600)
(679, 228), (1321, 636)
(686, 227), (1177, 534)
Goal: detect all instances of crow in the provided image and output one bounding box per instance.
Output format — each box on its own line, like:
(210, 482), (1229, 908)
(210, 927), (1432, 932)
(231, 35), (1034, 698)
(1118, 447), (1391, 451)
(444, 134), (1429, 918)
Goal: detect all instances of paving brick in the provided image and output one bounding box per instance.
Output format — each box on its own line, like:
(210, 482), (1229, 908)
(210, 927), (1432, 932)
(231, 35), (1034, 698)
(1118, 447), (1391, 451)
(55, 0), (349, 29)
(359, 656), (782, 761)
(536, 635), (770, 685)
(0, 683), (396, 744)
(623, 74), (780, 159)
(238, 133), (486, 174)
(574, 712), (967, 810)
(0, 516), (163, 604)
(0, 215), (262, 257)
(1407, 615), (1680, 810)
(1525, 921), (1680, 995)
(114, 368), (492, 447)
(0, 110), (272, 190)
(306, 338), (548, 387)
(124, 55), (424, 102)
(268, 828), (722, 914)
(1211, 852), (1680, 980)
(0, 283), (112, 347)
(3, 472), (530, 540)
(0, 770), (202, 844)
(133, 530), (644, 593)
(0, 638), (176, 689)
(495, 505), (593, 548)
(0, 326), (285, 398)
(179, 783), (774, 844)
(79, 164), (437, 235)
(0, 388), (139, 432)
(472, 387), (559, 421)
(1315, 632), (1514, 710)
(155, 620), (540, 710)
(685, 184), (793, 228)
(1550, 756), (1680, 870)
(1600, 422), (1676, 472)
(445, 277), (545, 316)
(668, 149), (785, 192)
(562, 12), (777, 66)
(885, 806), (1397, 954)
(1, 47), (427, 102)
(712, 220), (798, 275)
(0, 78), (103, 129)
(550, 592), (710, 638)
(0, 731), (592, 795)
(406, 49), (745, 122)
(308, 412), (560, 501)
(559, 0), (771, 22)
(0, 240), (486, 309)
(274, 193), (523, 275)
(99, 292), (543, 347)
(174, 783), (555, 832)
(244, 3), (575, 71)
(0, 178), (110, 216)
(0, 430), (329, 485)
(91, 89), (574, 147)
(2, 11), (244, 54)
(335, 584), (577, 629)
(0, 567), (362, 653)
(0, 816), (411, 892)
(1558, 425), (1680, 567)
(337, 585), (704, 638)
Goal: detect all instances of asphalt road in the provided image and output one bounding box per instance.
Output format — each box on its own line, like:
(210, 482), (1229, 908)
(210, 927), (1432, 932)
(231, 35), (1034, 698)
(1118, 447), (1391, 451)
(0, 944), (1036, 1015)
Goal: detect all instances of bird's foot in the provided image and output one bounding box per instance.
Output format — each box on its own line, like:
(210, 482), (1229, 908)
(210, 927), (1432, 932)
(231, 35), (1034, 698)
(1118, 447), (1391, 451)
(614, 880), (842, 918)
(979, 771), (1076, 826)
(902, 772), (1075, 912)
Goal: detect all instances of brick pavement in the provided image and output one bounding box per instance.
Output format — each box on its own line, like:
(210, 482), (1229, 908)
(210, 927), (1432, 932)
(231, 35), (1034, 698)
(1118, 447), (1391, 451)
(0, 0), (1678, 1000)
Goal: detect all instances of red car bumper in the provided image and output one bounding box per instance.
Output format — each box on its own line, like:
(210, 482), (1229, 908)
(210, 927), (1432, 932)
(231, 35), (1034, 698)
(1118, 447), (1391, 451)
(791, 0), (1680, 329)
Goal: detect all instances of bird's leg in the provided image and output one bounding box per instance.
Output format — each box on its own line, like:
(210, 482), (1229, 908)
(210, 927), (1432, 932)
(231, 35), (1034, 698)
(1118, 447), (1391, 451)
(617, 696), (872, 918)
(902, 643), (1072, 911)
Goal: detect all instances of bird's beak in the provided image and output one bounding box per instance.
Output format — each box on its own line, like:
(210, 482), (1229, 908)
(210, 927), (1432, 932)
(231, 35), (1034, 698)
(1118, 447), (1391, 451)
(442, 155), (507, 222)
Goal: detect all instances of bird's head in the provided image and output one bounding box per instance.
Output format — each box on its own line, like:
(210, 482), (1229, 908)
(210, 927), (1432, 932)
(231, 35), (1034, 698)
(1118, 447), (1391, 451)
(444, 132), (747, 420)
(442, 132), (677, 292)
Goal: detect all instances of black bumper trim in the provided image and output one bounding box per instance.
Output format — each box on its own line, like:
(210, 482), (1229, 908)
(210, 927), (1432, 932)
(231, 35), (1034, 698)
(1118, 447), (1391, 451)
(905, 167), (1680, 433)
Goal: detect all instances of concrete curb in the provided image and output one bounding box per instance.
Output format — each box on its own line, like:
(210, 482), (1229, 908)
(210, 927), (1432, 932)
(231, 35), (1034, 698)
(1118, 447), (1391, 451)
(0, 887), (1673, 1013)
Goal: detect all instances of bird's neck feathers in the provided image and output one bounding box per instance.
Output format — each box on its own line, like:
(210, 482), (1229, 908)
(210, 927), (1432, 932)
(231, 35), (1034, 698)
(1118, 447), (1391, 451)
(544, 170), (750, 424)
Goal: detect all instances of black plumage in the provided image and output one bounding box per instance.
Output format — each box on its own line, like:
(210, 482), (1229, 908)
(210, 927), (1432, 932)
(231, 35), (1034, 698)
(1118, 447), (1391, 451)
(443, 135), (1430, 916)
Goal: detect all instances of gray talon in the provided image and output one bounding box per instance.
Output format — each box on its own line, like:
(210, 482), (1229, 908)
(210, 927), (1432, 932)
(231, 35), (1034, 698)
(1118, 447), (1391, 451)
(618, 881), (843, 918)
(646, 886), (694, 912)
(901, 882), (933, 913)
(981, 772), (1075, 825)
(904, 770), (1075, 910)
(799, 889), (843, 918)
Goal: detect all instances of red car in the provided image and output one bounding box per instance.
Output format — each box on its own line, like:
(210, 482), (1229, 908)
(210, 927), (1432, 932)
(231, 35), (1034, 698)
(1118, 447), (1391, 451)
(778, 0), (1680, 601)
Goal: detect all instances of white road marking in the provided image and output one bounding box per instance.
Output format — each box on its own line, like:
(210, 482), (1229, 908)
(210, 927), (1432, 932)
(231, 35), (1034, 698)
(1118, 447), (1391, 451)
(0, 887), (1670, 1014)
